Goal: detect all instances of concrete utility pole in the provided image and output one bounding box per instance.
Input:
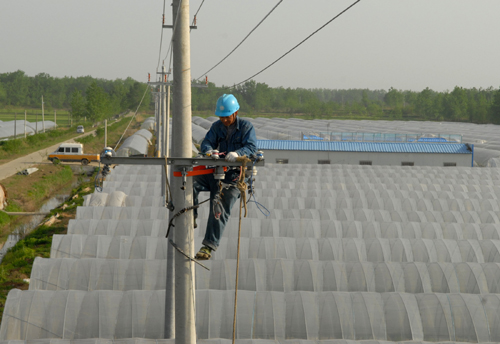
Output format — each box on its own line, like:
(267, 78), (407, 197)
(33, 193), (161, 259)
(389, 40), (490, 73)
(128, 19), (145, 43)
(104, 119), (108, 148)
(170, 0), (195, 343)
(158, 82), (164, 156)
(41, 96), (45, 133)
(162, 66), (168, 158)
(24, 110), (27, 138)
(165, 84), (171, 161)
(36, 112), (38, 134)
(14, 112), (17, 139)
(54, 110), (57, 128)
(155, 93), (159, 155)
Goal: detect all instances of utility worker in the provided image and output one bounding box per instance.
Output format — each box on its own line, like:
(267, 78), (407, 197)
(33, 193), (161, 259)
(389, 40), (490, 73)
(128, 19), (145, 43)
(193, 94), (257, 260)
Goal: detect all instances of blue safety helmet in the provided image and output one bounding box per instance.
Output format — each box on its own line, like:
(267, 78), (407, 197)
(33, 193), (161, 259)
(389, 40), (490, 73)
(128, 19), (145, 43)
(215, 94), (240, 117)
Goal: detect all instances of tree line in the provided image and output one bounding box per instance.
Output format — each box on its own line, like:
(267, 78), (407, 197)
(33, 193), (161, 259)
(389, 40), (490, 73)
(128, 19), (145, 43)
(2, 70), (499, 124)
(193, 80), (500, 124)
(0, 70), (149, 122)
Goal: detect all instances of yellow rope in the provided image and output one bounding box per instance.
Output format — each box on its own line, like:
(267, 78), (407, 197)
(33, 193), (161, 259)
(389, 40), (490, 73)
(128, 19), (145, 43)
(232, 155), (251, 344)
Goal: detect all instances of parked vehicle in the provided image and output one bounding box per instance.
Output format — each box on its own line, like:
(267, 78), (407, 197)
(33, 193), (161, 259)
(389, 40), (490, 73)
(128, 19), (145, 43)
(76, 125), (85, 133)
(48, 143), (99, 165)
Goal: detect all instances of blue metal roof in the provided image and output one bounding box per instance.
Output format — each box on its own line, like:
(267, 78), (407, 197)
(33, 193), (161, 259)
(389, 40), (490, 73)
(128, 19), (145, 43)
(257, 140), (472, 154)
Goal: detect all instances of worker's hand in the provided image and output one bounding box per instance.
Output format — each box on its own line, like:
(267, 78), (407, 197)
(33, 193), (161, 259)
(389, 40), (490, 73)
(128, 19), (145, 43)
(205, 150), (219, 159)
(226, 151), (239, 162)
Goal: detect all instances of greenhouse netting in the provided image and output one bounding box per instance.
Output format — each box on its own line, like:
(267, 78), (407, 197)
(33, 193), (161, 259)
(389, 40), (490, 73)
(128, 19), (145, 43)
(5, 159), (500, 343)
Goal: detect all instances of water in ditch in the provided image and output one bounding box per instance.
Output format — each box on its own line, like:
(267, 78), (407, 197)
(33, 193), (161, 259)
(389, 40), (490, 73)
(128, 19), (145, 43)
(0, 194), (70, 263)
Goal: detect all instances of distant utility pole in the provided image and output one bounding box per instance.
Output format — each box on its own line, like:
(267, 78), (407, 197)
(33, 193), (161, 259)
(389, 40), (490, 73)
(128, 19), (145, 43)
(154, 92), (159, 155)
(14, 112), (17, 139)
(36, 112), (38, 134)
(158, 77), (163, 157)
(162, 66), (168, 159)
(54, 110), (57, 128)
(171, 0), (195, 344)
(165, 82), (171, 159)
(24, 110), (27, 138)
(41, 96), (45, 133)
(104, 119), (108, 148)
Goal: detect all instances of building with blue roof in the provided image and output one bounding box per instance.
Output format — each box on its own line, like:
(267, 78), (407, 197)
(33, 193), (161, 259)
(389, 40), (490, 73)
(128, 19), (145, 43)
(257, 140), (474, 167)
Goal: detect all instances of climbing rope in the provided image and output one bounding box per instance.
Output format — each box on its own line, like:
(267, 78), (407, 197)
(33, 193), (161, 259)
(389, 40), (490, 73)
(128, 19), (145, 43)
(232, 155), (252, 344)
(165, 155), (261, 342)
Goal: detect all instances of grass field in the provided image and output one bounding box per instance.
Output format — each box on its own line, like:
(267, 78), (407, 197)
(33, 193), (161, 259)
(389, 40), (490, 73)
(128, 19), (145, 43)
(0, 179), (95, 320)
(0, 109), (73, 127)
(75, 114), (144, 154)
(0, 164), (76, 243)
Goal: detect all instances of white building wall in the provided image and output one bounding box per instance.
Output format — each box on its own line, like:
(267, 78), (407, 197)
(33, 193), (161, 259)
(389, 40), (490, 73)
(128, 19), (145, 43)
(262, 150), (472, 167)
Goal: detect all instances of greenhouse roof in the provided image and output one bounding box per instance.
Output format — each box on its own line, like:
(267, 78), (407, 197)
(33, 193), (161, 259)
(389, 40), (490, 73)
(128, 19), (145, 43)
(4, 118), (500, 343)
(257, 140), (473, 154)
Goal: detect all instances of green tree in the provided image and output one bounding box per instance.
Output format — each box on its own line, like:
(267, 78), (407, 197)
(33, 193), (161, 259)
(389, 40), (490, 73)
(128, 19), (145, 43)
(473, 91), (489, 123)
(490, 88), (500, 124)
(126, 81), (149, 112)
(70, 90), (87, 119)
(86, 81), (109, 122)
(384, 87), (404, 108)
(415, 88), (435, 117)
(444, 86), (468, 121)
(4, 70), (29, 106)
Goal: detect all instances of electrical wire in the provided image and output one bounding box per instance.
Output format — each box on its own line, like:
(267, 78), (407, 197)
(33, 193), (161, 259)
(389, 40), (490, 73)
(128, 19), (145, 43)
(191, 0), (205, 27)
(114, 85), (151, 150)
(156, 0), (167, 73)
(231, 0), (362, 88)
(246, 161), (270, 217)
(196, 0), (284, 81)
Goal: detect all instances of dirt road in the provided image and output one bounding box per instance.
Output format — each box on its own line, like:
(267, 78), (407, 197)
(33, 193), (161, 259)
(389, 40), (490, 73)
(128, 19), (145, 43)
(0, 130), (96, 181)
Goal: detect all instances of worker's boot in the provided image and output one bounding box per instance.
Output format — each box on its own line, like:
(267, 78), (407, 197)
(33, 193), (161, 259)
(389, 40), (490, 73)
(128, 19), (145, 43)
(195, 246), (212, 260)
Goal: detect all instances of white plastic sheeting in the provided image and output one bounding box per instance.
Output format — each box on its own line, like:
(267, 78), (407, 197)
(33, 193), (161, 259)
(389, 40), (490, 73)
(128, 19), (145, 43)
(5, 289), (500, 342)
(0, 341), (496, 344)
(133, 129), (153, 141)
(109, 165), (163, 175)
(29, 258), (500, 295)
(193, 117), (215, 130)
(67, 217), (500, 241)
(6, 163), (500, 343)
(49, 235), (500, 263)
(116, 135), (150, 157)
(0, 120), (56, 139)
(140, 117), (155, 130)
(192, 123), (209, 144)
(75, 207), (168, 220)
(68, 219), (169, 236)
(83, 193), (163, 207)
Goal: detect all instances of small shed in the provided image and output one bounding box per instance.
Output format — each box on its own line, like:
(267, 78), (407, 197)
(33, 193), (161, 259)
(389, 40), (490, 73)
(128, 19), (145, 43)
(258, 140), (474, 167)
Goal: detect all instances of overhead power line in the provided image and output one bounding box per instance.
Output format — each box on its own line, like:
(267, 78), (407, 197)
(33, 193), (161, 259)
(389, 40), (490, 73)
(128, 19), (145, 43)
(114, 86), (150, 150)
(191, 0), (206, 27)
(232, 0), (362, 88)
(196, 0), (284, 81)
(156, 0), (167, 73)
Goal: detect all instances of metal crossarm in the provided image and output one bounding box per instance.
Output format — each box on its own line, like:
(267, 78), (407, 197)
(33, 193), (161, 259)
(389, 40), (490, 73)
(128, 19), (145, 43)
(100, 156), (265, 168)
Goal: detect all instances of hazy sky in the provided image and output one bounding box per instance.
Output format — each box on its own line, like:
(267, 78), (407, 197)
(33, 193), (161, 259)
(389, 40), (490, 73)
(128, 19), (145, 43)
(1, 0), (499, 92)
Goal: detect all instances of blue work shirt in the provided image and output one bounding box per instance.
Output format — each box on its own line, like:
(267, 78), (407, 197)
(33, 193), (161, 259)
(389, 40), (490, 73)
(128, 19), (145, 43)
(201, 117), (257, 158)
